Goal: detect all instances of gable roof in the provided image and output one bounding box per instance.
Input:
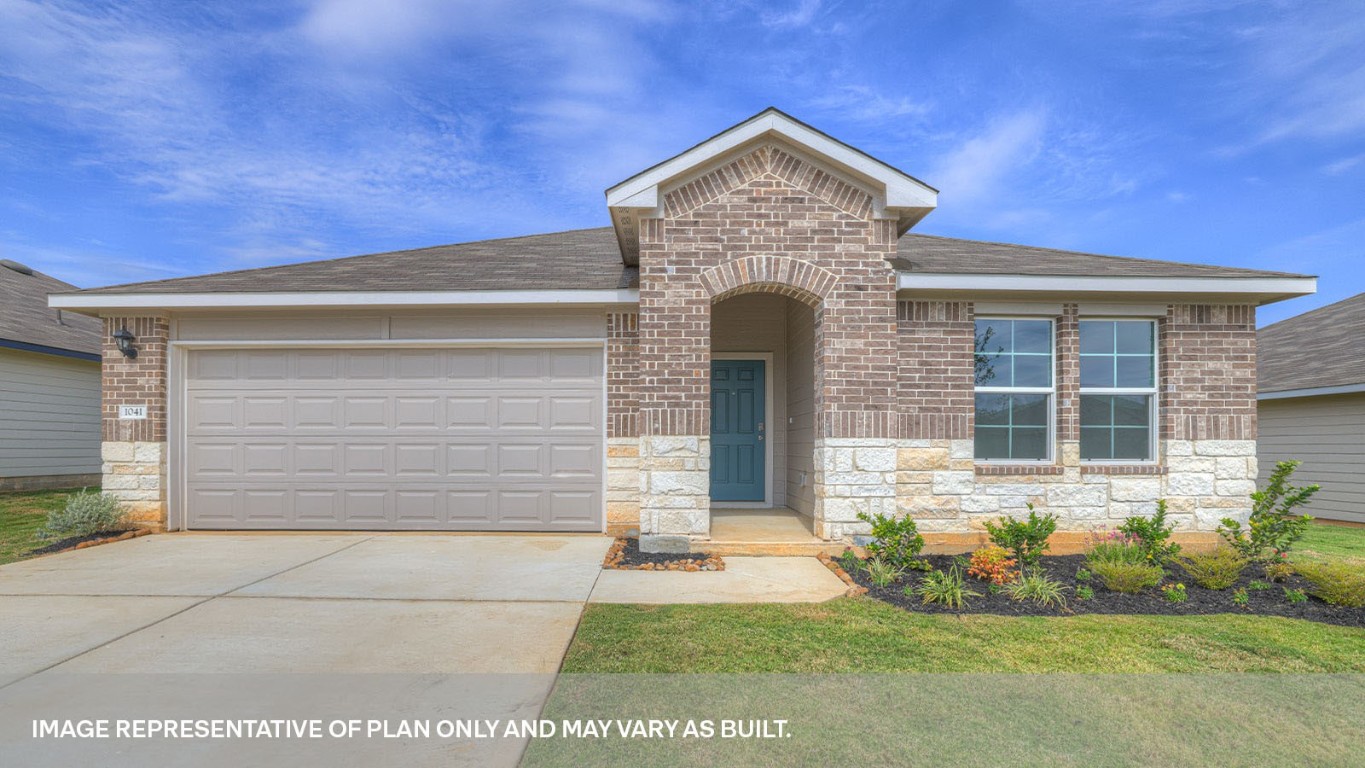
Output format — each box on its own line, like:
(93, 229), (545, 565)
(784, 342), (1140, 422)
(0, 260), (101, 358)
(57, 226), (1300, 300)
(1258, 292), (1365, 396)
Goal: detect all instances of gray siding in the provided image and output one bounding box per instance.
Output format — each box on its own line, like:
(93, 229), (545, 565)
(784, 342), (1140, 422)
(785, 300), (816, 516)
(0, 348), (101, 479)
(1258, 393), (1365, 524)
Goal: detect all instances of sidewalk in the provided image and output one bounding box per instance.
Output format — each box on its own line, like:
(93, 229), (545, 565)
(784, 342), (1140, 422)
(589, 556), (849, 604)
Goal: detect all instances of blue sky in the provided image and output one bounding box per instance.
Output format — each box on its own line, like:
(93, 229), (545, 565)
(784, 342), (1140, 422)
(2, 0), (1362, 325)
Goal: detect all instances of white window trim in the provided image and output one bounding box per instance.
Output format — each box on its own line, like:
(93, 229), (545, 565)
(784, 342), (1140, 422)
(974, 316), (1057, 464)
(1077, 317), (1160, 464)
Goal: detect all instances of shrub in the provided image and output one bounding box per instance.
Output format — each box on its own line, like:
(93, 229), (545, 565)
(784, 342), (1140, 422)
(1161, 583), (1188, 603)
(1006, 568), (1069, 608)
(837, 548), (861, 575)
(1118, 500), (1181, 565)
(1264, 561), (1294, 583)
(1075, 567), (1092, 582)
(1231, 588), (1249, 607)
(1085, 531), (1147, 567)
(967, 545), (1017, 585)
(857, 512), (929, 570)
(915, 565), (980, 609)
(1248, 579), (1271, 592)
(1284, 587), (1308, 605)
(1177, 546), (1248, 590)
(984, 505), (1057, 567)
(1217, 460), (1319, 561)
(1295, 562), (1365, 608)
(40, 490), (127, 540)
(1075, 585), (1095, 601)
(864, 556), (906, 588)
(1091, 561), (1164, 594)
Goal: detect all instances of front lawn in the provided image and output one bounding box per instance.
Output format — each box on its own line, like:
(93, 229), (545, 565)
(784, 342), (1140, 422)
(0, 488), (79, 565)
(1296, 520), (1365, 564)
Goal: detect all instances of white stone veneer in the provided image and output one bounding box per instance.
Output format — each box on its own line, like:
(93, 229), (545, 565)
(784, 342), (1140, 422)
(101, 441), (167, 528)
(638, 435), (710, 552)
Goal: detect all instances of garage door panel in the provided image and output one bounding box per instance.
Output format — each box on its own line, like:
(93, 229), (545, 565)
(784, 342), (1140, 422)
(185, 347), (602, 531)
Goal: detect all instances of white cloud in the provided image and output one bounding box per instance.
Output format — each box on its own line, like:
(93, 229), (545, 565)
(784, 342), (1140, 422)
(761, 0), (821, 29)
(928, 110), (1047, 205)
(1166, 191), (1190, 203)
(807, 85), (931, 125)
(1323, 153), (1365, 175)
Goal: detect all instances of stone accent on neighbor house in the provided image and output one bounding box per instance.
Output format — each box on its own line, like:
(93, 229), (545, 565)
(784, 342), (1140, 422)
(101, 315), (170, 529)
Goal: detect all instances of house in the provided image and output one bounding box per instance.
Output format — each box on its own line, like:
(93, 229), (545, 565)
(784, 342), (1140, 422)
(50, 109), (1317, 552)
(1, 258), (102, 491)
(1257, 293), (1365, 524)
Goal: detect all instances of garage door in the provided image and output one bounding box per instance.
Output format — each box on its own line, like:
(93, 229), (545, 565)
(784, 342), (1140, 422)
(183, 346), (602, 531)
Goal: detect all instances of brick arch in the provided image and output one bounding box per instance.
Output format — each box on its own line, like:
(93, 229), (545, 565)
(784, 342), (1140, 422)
(698, 255), (836, 308)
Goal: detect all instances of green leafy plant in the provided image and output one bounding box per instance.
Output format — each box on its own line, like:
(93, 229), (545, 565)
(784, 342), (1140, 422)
(1075, 585), (1094, 601)
(1231, 588), (1250, 607)
(1177, 546), (1249, 590)
(857, 512), (930, 571)
(864, 556), (906, 588)
(1091, 561), (1164, 594)
(1264, 561), (1295, 583)
(1217, 460), (1319, 561)
(987, 583), (1003, 596)
(1006, 568), (1069, 608)
(915, 565), (980, 609)
(1085, 531), (1147, 566)
(40, 490), (128, 540)
(1284, 587), (1308, 605)
(1295, 562), (1365, 608)
(967, 545), (1017, 585)
(984, 505), (1057, 567)
(1248, 579), (1271, 592)
(837, 548), (862, 575)
(1118, 500), (1181, 565)
(1161, 582), (1188, 603)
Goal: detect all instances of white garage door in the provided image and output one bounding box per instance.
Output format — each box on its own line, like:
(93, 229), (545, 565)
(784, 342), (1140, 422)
(183, 346), (603, 531)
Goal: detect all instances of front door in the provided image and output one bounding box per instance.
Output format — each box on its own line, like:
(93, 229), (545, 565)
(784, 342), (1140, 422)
(710, 359), (765, 502)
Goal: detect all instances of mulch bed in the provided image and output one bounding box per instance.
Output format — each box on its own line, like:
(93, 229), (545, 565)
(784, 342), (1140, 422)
(839, 552), (1365, 628)
(26, 528), (149, 557)
(604, 538), (724, 571)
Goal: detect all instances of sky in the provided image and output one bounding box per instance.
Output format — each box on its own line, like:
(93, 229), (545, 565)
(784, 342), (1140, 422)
(2, 0), (1363, 326)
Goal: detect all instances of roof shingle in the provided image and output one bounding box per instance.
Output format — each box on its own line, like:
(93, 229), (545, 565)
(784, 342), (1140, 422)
(1258, 293), (1365, 393)
(0, 261), (101, 356)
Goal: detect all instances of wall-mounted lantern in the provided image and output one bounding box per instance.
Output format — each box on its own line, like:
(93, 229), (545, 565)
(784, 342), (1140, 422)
(112, 327), (138, 359)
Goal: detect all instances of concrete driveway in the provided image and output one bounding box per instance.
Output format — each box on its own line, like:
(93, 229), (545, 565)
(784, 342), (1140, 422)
(0, 533), (613, 767)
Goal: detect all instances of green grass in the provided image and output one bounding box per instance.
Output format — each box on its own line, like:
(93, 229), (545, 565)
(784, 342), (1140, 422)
(0, 488), (81, 565)
(1295, 521), (1365, 564)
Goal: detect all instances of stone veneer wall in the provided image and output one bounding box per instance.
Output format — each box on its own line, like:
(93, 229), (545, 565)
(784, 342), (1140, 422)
(100, 316), (170, 528)
(606, 311), (642, 534)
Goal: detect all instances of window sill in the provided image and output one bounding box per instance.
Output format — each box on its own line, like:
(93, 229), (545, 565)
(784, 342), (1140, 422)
(975, 464), (1065, 477)
(1080, 464), (1167, 476)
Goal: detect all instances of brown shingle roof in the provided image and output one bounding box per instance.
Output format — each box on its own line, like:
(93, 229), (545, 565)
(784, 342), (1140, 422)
(0, 261), (101, 357)
(63, 226), (1300, 297)
(1258, 293), (1365, 394)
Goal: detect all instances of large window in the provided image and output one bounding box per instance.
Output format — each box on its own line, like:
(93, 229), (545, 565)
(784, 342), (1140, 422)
(974, 318), (1053, 461)
(1079, 319), (1157, 461)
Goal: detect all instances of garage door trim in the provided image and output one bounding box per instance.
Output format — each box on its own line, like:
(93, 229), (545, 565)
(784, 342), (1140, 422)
(168, 338), (608, 533)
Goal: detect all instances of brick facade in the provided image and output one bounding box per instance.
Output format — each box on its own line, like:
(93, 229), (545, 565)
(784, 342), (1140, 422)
(1161, 303), (1258, 441)
(100, 315), (170, 528)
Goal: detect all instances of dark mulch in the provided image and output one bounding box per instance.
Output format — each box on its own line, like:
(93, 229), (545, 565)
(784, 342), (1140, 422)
(842, 553), (1365, 628)
(26, 530), (134, 557)
(605, 538), (724, 571)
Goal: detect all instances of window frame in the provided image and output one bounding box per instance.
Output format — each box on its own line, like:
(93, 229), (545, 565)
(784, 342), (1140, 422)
(1077, 317), (1160, 464)
(973, 316), (1057, 464)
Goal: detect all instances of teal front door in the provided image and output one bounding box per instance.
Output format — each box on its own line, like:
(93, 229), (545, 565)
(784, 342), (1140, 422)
(710, 359), (766, 502)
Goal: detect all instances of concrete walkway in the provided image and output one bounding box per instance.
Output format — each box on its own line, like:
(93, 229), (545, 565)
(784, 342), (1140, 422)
(590, 556), (848, 603)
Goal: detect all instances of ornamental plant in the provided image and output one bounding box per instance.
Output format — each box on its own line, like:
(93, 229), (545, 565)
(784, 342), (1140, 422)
(1177, 546), (1249, 590)
(984, 505), (1057, 568)
(1118, 500), (1181, 566)
(914, 565), (979, 609)
(857, 511), (930, 571)
(1090, 560), (1164, 594)
(967, 545), (1016, 585)
(1006, 568), (1069, 608)
(1085, 530), (1146, 566)
(1295, 562), (1365, 608)
(1217, 460), (1319, 562)
(1161, 583), (1188, 603)
(40, 490), (128, 540)
(863, 556), (906, 588)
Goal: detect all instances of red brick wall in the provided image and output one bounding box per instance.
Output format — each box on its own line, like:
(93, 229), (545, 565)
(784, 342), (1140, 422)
(101, 316), (168, 443)
(638, 144), (899, 438)
(606, 311), (640, 438)
(1161, 303), (1258, 441)
(896, 300), (975, 439)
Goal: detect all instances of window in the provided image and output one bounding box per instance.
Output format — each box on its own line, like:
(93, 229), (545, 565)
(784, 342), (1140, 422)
(974, 318), (1053, 461)
(1079, 320), (1157, 461)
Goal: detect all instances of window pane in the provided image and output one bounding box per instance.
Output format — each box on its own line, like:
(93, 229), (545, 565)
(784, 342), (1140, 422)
(975, 320), (1007, 354)
(1013, 354), (1051, 388)
(1113, 427), (1151, 460)
(1011, 428), (1048, 460)
(1079, 321), (1115, 355)
(975, 352), (1011, 387)
(1115, 321), (1154, 355)
(975, 428), (1009, 460)
(1013, 320), (1051, 354)
(1113, 395), (1151, 427)
(1080, 356), (1114, 388)
(975, 394), (1011, 426)
(1012, 394), (1049, 426)
(1080, 394), (1111, 424)
(1080, 427), (1112, 460)
(1115, 356), (1154, 388)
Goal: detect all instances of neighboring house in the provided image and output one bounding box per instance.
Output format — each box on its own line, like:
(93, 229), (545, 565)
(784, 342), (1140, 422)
(1257, 293), (1365, 524)
(50, 109), (1316, 551)
(0, 258), (102, 491)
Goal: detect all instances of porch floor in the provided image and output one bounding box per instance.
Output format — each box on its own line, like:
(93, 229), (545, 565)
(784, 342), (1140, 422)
(695, 509), (846, 557)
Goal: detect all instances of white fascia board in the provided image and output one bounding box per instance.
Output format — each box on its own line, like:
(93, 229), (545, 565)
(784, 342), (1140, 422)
(49, 289), (642, 312)
(1258, 383), (1365, 401)
(898, 273), (1317, 299)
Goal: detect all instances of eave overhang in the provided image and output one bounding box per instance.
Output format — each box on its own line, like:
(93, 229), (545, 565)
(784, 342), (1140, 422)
(896, 273), (1317, 307)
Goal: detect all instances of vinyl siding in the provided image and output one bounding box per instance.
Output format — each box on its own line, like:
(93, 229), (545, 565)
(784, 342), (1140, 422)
(1257, 393), (1365, 523)
(0, 348), (101, 478)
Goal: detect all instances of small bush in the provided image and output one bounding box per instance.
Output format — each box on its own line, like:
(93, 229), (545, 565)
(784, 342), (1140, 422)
(1248, 579), (1271, 592)
(1217, 460), (1318, 561)
(1075, 567), (1092, 582)
(1295, 562), (1365, 608)
(41, 490), (127, 540)
(1284, 587), (1308, 605)
(1231, 588), (1249, 607)
(1007, 568), (1069, 608)
(837, 548), (861, 575)
(1091, 560), (1164, 594)
(1076, 585), (1094, 601)
(1118, 500), (1181, 565)
(864, 556), (905, 588)
(915, 565), (980, 609)
(967, 545), (1017, 585)
(1161, 583), (1188, 603)
(1177, 546), (1248, 590)
(857, 512), (929, 570)
(1264, 561), (1294, 583)
(984, 505), (1057, 567)
(1086, 531), (1147, 567)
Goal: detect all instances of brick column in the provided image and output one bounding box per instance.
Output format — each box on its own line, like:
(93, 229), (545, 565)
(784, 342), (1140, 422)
(605, 311), (642, 535)
(1055, 304), (1081, 471)
(100, 315), (169, 529)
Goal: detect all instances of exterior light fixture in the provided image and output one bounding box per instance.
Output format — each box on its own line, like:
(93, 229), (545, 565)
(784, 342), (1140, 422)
(113, 327), (138, 359)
